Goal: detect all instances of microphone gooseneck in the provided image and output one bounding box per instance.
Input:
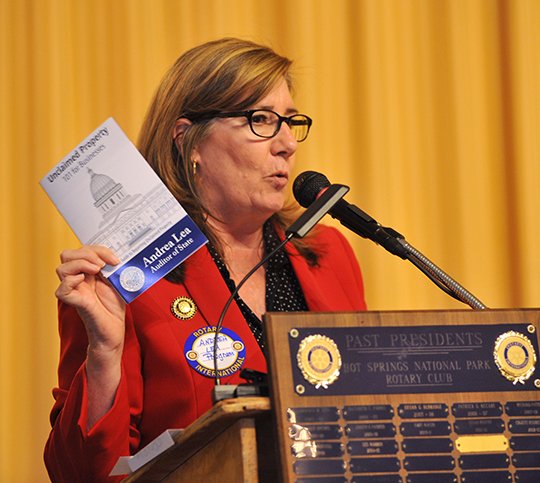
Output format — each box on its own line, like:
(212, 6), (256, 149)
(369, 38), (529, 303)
(212, 182), (349, 390)
(293, 170), (487, 310)
(213, 234), (292, 387)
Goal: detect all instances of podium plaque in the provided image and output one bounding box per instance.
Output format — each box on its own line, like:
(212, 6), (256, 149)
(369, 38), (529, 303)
(264, 309), (540, 483)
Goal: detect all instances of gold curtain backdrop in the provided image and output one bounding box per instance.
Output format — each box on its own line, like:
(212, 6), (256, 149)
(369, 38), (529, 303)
(1, 0), (539, 480)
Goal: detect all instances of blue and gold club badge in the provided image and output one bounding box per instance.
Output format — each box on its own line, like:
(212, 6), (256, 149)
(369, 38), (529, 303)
(297, 334), (342, 389)
(171, 296), (197, 320)
(494, 331), (537, 385)
(184, 326), (246, 378)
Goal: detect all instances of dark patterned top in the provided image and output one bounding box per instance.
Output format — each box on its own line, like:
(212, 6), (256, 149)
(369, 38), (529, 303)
(208, 222), (308, 349)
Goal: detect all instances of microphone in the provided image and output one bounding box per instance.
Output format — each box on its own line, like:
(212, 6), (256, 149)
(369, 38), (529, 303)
(293, 170), (487, 310)
(286, 183), (350, 238)
(212, 182), (348, 396)
(293, 171), (409, 258)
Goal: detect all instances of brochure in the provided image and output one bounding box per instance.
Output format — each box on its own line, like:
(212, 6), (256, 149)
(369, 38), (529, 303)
(109, 429), (183, 476)
(40, 117), (207, 303)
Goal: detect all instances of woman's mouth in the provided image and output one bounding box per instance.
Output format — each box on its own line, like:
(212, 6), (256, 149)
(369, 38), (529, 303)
(267, 172), (289, 189)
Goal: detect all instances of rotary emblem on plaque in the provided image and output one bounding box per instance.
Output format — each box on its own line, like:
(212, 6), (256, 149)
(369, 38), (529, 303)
(493, 331), (537, 385)
(297, 334), (342, 389)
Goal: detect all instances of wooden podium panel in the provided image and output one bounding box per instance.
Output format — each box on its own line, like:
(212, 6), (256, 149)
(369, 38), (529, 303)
(124, 397), (273, 482)
(264, 309), (540, 483)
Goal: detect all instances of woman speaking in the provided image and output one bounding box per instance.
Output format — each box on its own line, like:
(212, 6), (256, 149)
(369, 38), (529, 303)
(45, 37), (367, 482)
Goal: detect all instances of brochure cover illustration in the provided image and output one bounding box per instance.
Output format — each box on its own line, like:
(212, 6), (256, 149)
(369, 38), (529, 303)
(40, 117), (208, 303)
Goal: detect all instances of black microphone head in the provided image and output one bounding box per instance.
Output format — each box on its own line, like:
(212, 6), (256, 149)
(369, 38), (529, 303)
(293, 171), (331, 207)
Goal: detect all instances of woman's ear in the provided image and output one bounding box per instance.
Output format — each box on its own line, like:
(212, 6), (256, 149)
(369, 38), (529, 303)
(173, 118), (193, 147)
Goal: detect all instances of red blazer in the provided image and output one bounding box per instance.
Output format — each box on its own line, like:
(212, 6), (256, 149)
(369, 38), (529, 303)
(44, 226), (366, 482)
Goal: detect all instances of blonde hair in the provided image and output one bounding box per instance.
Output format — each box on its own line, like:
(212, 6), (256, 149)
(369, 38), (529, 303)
(138, 38), (317, 271)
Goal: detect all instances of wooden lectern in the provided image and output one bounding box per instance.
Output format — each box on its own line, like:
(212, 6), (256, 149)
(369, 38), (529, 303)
(122, 397), (274, 482)
(125, 309), (540, 482)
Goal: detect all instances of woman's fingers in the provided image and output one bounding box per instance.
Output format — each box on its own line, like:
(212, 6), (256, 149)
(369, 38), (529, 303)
(55, 245), (122, 308)
(56, 246), (121, 281)
(59, 245), (120, 266)
(55, 273), (86, 299)
(56, 259), (103, 281)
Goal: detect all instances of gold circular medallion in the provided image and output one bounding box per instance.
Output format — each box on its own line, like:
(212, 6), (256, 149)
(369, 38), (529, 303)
(297, 334), (342, 389)
(494, 331), (537, 385)
(171, 296), (197, 320)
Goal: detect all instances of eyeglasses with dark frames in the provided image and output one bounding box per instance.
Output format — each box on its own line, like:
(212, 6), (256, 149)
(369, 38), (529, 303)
(186, 109), (313, 142)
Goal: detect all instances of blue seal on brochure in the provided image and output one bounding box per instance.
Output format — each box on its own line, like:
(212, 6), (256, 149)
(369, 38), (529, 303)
(184, 326), (246, 378)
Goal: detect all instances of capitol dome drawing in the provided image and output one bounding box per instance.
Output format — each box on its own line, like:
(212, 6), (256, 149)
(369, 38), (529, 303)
(88, 168), (127, 214)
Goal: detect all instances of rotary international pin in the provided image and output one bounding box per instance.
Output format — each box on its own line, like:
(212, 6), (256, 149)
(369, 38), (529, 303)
(297, 334), (341, 389)
(171, 296), (197, 320)
(184, 326), (246, 378)
(493, 331), (537, 385)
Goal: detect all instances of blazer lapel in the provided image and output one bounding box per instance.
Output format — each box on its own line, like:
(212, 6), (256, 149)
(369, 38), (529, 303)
(182, 247), (244, 328)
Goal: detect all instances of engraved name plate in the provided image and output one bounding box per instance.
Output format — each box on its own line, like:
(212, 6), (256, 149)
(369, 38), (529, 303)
(512, 452), (540, 468)
(288, 407), (340, 423)
(310, 442), (344, 458)
(346, 423), (396, 439)
(459, 470), (511, 483)
(459, 453), (509, 469)
(296, 478), (347, 483)
(509, 418), (540, 434)
(452, 402), (503, 418)
(406, 474), (457, 483)
(352, 476), (402, 483)
(506, 401), (540, 417)
(401, 437), (453, 454)
(400, 421), (451, 437)
(293, 458), (345, 475)
(351, 475), (402, 483)
(398, 403), (448, 419)
(349, 456), (401, 473)
(514, 469), (540, 482)
(348, 440), (398, 456)
(303, 424), (342, 440)
(454, 418), (505, 435)
(343, 405), (394, 421)
(510, 435), (540, 451)
(403, 455), (455, 471)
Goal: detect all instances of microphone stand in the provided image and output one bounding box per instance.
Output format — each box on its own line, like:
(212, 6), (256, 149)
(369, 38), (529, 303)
(293, 174), (487, 310)
(212, 184), (350, 402)
(383, 227), (487, 310)
(315, 184), (487, 311)
(211, 236), (291, 402)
